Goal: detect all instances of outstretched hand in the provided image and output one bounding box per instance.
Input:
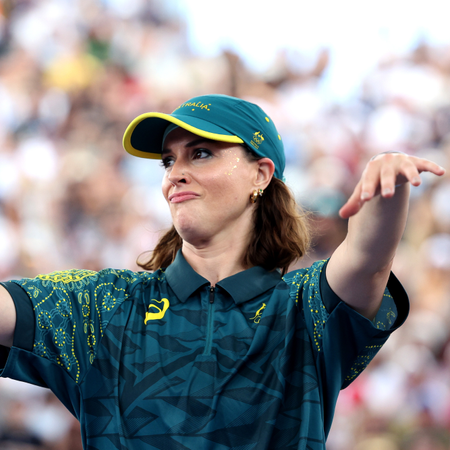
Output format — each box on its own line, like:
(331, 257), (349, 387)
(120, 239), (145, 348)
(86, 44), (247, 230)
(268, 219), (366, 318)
(339, 152), (446, 219)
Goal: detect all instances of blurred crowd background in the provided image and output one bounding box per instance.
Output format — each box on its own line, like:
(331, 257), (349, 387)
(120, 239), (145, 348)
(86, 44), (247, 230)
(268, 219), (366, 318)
(1, 0), (450, 449)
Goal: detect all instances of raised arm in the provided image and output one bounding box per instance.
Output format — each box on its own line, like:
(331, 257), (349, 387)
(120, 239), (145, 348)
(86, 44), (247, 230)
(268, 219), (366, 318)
(0, 285), (16, 348)
(326, 153), (445, 319)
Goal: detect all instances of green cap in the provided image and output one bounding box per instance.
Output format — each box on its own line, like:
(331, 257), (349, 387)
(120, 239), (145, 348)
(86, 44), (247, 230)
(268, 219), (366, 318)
(122, 94), (285, 179)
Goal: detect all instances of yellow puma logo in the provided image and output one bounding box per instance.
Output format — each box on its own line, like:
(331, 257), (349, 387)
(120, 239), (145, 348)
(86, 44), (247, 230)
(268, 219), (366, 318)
(145, 298), (170, 324)
(249, 303), (266, 324)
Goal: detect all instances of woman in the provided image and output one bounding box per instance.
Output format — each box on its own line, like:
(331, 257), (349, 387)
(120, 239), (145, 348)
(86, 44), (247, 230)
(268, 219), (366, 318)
(0, 94), (445, 449)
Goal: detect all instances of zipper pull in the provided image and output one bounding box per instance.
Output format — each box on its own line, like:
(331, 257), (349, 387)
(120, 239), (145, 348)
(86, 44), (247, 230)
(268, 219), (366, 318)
(209, 286), (215, 304)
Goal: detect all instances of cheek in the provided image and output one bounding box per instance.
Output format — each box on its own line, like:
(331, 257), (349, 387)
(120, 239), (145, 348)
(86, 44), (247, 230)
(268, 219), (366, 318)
(212, 174), (251, 205)
(222, 151), (243, 176)
(161, 176), (171, 201)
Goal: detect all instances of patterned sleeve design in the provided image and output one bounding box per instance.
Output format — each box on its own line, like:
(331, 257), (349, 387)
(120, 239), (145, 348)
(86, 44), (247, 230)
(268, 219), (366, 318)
(284, 259), (408, 436)
(285, 259), (406, 386)
(12, 268), (143, 384)
(373, 289), (398, 330)
(284, 260), (330, 354)
(344, 275), (406, 385)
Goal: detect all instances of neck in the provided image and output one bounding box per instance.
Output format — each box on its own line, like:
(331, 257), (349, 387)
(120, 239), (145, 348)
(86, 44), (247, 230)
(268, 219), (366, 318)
(181, 234), (250, 286)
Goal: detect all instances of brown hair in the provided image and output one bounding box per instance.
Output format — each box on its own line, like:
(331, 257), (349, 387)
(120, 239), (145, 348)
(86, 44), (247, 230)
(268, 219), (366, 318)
(244, 177), (311, 275)
(137, 176), (311, 276)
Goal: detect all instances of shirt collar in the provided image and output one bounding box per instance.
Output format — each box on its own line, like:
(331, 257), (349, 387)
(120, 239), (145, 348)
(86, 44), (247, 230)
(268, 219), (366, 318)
(217, 265), (282, 305)
(164, 250), (209, 302)
(164, 250), (282, 304)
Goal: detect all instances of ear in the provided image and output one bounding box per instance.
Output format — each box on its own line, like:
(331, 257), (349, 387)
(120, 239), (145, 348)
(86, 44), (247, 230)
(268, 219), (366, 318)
(254, 157), (275, 189)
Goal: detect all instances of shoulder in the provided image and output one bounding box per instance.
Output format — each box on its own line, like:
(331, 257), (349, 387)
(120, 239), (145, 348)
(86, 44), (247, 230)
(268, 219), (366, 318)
(283, 259), (327, 288)
(9, 268), (168, 307)
(278, 260), (328, 310)
(14, 267), (164, 287)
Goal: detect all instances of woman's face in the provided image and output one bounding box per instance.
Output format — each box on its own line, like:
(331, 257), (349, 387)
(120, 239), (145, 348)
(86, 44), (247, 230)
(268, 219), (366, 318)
(161, 127), (261, 246)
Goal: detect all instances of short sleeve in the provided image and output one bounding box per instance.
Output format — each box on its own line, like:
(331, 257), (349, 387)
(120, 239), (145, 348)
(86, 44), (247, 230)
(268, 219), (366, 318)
(296, 259), (409, 383)
(319, 265), (408, 388)
(0, 269), (143, 387)
(319, 262), (409, 332)
(286, 259), (409, 433)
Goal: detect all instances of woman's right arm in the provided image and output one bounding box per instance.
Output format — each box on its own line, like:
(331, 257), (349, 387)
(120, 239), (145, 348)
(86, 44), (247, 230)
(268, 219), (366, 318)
(0, 285), (16, 348)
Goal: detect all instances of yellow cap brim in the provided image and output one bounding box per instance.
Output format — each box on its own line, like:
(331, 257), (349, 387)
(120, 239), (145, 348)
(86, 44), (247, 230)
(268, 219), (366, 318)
(122, 112), (244, 159)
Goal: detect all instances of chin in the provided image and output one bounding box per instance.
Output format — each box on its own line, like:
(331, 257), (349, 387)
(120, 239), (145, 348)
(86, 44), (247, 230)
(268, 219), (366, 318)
(173, 217), (201, 238)
(175, 221), (213, 246)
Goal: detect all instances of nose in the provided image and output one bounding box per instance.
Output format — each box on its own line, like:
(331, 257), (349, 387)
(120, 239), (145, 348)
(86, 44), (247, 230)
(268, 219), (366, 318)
(167, 159), (189, 185)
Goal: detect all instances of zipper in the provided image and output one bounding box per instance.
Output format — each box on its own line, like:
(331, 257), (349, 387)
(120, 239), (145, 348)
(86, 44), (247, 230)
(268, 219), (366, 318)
(204, 285), (215, 355)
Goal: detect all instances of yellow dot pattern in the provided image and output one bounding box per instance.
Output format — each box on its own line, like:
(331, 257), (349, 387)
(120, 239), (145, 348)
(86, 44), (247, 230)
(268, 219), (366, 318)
(345, 344), (383, 383)
(53, 328), (66, 347)
(18, 268), (146, 384)
(343, 290), (399, 382)
(283, 260), (329, 353)
(373, 291), (397, 330)
(283, 259), (398, 385)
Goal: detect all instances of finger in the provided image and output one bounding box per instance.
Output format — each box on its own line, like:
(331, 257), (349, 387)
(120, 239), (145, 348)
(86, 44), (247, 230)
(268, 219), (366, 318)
(413, 157), (446, 177)
(359, 161), (381, 201)
(399, 159), (422, 187)
(394, 156), (444, 188)
(379, 164), (397, 197)
(339, 183), (363, 219)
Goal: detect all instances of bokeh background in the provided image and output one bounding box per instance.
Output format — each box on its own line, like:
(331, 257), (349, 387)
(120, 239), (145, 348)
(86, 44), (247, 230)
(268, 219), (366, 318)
(1, 0), (450, 449)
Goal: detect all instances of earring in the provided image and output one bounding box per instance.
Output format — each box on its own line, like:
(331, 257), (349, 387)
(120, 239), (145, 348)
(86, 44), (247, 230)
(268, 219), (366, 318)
(250, 189), (264, 204)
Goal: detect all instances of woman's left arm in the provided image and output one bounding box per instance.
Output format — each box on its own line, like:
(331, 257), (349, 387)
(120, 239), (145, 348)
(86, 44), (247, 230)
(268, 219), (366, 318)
(326, 153), (445, 319)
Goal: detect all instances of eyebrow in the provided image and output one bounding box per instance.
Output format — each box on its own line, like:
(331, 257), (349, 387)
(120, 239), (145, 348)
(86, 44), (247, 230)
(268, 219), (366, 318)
(161, 137), (216, 155)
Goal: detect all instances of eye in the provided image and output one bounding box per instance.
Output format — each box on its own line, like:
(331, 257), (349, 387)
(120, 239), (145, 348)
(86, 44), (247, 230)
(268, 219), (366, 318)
(160, 156), (174, 169)
(193, 149), (212, 160)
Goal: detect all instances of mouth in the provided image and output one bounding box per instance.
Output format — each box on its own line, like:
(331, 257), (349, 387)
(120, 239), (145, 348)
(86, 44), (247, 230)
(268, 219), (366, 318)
(168, 192), (200, 203)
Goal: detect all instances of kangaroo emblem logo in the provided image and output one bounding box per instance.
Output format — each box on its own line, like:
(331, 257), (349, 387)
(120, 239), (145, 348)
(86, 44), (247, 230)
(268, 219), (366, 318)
(249, 303), (266, 324)
(252, 131), (264, 144)
(145, 298), (170, 324)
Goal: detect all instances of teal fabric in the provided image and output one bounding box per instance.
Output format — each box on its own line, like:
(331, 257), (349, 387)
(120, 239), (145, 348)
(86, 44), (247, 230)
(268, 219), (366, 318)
(0, 252), (408, 449)
(127, 94), (286, 179)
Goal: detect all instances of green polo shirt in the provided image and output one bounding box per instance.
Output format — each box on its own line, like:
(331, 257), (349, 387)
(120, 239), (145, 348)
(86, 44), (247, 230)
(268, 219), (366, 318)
(0, 251), (408, 449)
